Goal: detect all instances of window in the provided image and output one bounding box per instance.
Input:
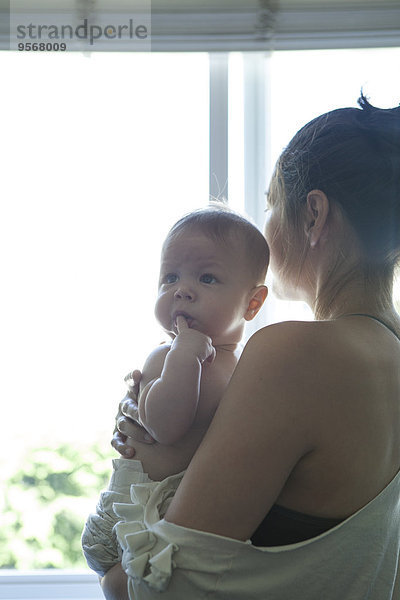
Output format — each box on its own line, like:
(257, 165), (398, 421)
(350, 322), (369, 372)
(1, 42), (400, 598)
(0, 51), (209, 579)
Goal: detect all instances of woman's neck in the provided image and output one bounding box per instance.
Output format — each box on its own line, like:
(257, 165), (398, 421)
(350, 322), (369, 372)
(311, 271), (396, 322)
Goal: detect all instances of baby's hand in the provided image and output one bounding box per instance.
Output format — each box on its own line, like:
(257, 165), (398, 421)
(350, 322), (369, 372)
(173, 315), (216, 364)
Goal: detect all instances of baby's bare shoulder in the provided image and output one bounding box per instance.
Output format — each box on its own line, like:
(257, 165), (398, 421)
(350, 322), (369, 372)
(140, 343), (171, 387)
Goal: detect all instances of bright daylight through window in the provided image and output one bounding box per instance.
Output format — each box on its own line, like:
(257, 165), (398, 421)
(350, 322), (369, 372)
(0, 45), (399, 585)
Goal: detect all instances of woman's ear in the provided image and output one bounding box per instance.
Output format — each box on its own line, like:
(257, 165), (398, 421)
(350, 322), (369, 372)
(306, 190), (330, 248)
(244, 285), (268, 321)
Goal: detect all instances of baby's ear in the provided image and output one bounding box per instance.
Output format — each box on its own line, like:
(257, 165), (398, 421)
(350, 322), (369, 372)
(244, 285), (268, 321)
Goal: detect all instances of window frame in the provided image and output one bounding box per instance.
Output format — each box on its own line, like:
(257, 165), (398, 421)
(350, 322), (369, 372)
(0, 570), (101, 599)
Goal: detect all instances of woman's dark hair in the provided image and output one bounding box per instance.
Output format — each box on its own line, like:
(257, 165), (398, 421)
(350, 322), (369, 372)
(278, 93), (400, 264)
(273, 94), (400, 316)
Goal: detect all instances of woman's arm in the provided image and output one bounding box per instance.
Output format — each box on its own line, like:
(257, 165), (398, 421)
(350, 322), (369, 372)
(165, 323), (318, 540)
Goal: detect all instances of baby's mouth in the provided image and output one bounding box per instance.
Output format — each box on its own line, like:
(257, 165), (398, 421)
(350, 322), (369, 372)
(173, 311), (194, 328)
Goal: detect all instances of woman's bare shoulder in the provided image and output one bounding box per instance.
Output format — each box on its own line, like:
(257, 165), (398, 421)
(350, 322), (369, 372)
(241, 320), (348, 401)
(250, 318), (336, 339)
(251, 316), (400, 363)
(246, 319), (337, 359)
(225, 320), (335, 424)
(243, 317), (397, 409)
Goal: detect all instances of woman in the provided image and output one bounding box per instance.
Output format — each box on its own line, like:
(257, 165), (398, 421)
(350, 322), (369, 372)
(102, 95), (400, 599)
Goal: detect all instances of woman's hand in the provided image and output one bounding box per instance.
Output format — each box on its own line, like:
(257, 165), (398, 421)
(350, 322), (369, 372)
(111, 369), (155, 458)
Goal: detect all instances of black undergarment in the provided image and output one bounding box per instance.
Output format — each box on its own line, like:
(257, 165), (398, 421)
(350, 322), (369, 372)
(251, 504), (343, 546)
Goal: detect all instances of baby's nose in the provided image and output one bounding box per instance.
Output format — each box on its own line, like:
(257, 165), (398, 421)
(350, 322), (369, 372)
(174, 287), (194, 301)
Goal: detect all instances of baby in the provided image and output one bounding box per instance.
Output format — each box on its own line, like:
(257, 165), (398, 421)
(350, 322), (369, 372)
(82, 205), (269, 577)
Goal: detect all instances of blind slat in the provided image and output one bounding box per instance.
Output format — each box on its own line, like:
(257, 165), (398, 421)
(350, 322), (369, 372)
(3, 3), (400, 51)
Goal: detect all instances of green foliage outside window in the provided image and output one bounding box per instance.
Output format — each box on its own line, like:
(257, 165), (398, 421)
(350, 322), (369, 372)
(1, 441), (114, 570)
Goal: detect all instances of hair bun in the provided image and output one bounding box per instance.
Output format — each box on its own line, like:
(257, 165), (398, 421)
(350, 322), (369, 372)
(357, 92), (375, 113)
(357, 92), (400, 153)
(357, 90), (400, 113)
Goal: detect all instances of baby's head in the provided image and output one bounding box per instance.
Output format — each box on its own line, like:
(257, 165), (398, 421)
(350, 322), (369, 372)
(156, 205), (269, 345)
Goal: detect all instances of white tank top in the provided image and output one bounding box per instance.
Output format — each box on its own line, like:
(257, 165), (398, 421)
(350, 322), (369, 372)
(114, 465), (400, 600)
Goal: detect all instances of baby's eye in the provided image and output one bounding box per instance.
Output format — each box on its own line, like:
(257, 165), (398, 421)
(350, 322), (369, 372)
(200, 273), (217, 284)
(162, 273), (178, 284)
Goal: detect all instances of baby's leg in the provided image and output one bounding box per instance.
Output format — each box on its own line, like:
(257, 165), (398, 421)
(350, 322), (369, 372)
(82, 458), (153, 576)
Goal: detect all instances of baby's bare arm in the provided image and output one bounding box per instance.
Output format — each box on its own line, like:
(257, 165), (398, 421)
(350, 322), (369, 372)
(138, 317), (216, 445)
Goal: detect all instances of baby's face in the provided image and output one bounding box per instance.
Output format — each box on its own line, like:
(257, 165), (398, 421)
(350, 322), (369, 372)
(155, 231), (254, 345)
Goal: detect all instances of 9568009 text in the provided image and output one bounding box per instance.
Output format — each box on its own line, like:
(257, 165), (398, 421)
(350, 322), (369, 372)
(18, 42), (67, 51)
